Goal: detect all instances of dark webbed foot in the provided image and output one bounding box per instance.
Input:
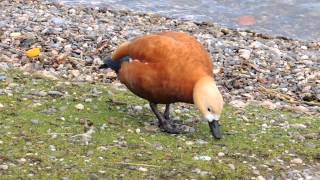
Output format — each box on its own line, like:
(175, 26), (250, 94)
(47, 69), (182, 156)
(160, 121), (194, 134)
(149, 103), (194, 134)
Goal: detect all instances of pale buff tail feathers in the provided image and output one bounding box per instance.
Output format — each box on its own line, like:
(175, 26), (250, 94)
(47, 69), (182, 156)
(112, 42), (130, 61)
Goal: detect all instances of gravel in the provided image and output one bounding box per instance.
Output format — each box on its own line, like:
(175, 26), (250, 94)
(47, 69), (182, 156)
(0, 1), (319, 114)
(0, 1), (319, 178)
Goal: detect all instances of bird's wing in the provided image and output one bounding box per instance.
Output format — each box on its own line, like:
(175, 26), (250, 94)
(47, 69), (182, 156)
(112, 31), (212, 71)
(112, 34), (181, 63)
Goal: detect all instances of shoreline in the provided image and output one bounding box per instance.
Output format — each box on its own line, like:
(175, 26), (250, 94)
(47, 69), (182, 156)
(0, 0), (319, 113)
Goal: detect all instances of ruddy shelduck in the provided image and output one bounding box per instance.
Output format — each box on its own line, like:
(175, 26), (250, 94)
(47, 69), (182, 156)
(100, 31), (224, 139)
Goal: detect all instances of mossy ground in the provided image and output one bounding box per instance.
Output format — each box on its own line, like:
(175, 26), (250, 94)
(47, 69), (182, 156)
(0, 70), (319, 179)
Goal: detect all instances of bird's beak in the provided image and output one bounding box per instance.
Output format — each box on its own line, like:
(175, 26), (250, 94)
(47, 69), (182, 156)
(206, 114), (221, 139)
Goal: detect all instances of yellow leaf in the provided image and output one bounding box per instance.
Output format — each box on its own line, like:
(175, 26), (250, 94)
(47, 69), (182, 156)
(26, 48), (40, 58)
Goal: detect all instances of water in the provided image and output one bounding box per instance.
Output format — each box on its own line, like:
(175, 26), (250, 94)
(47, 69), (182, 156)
(53, 0), (320, 41)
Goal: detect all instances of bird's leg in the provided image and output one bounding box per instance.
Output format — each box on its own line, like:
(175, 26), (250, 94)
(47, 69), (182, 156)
(149, 102), (166, 128)
(149, 102), (184, 134)
(164, 104), (170, 120)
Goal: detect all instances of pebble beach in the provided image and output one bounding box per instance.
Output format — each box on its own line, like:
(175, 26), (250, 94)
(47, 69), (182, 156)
(0, 1), (320, 179)
(1, 0), (319, 113)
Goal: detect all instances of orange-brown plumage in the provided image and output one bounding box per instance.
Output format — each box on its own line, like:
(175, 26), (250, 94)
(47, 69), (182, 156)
(113, 32), (213, 104)
(102, 31), (224, 138)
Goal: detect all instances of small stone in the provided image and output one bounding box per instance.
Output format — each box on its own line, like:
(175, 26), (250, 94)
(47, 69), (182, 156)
(47, 91), (63, 97)
(257, 176), (266, 180)
(301, 46), (308, 50)
(17, 158), (27, 164)
(0, 75), (6, 81)
(143, 104), (150, 110)
(239, 49), (251, 60)
(85, 75), (93, 82)
(230, 100), (247, 109)
(106, 71), (117, 79)
(135, 128), (141, 134)
(69, 9), (76, 14)
(50, 17), (65, 25)
(133, 105), (143, 112)
(250, 41), (264, 49)
(70, 70), (80, 77)
(290, 158), (303, 164)
(260, 100), (277, 110)
(75, 103), (84, 110)
(218, 152), (225, 157)
(10, 32), (22, 38)
(200, 171), (209, 176)
(0, 103), (4, 108)
(0, 164), (8, 170)
(300, 55), (309, 60)
(85, 98), (92, 103)
(49, 145), (56, 152)
(153, 143), (163, 150)
(261, 124), (268, 129)
(88, 173), (99, 180)
(290, 124), (307, 129)
(138, 167), (148, 172)
(195, 139), (208, 145)
(64, 44), (72, 52)
(31, 119), (40, 125)
(253, 170), (260, 175)
(34, 71), (58, 81)
(185, 141), (194, 145)
(193, 155), (211, 161)
(228, 164), (235, 170)
(294, 106), (309, 113)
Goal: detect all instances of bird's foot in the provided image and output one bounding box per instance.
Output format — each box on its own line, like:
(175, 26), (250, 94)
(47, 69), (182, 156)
(160, 120), (195, 134)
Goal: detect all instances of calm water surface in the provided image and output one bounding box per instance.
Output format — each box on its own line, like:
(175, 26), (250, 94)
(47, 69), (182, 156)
(53, 0), (320, 41)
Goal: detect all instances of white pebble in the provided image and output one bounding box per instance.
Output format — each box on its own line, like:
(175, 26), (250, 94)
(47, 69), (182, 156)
(75, 103), (84, 110)
(185, 141), (194, 145)
(134, 105), (143, 112)
(239, 49), (251, 60)
(0, 164), (8, 170)
(49, 145), (56, 152)
(218, 152), (225, 157)
(10, 32), (22, 38)
(135, 128), (141, 134)
(228, 164), (235, 170)
(257, 176), (266, 180)
(18, 158), (27, 164)
(291, 158), (303, 164)
(261, 123), (268, 129)
(301, 46), (308, 50)
(138, 167), (148, 172)
(193, 155), (211, 161)
(143, 104), (150, 109)
(0, 103), (4, 108)
(290, 124), (307, 129)
(301, 55), (309, 60)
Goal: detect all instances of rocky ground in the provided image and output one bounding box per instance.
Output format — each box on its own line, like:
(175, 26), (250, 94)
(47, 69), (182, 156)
(0, 0), (319, 114)
(0, 70), (319, 179)
(0, 0), (319, 179)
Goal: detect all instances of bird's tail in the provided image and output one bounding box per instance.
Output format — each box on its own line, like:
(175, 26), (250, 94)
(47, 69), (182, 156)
(99, 56), (130, 73)
(99, 41), (131, 73)
(112, 42), (130, 60)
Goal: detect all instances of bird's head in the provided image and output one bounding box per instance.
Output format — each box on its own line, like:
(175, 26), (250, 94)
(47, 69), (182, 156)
(193, 76), (224, 139)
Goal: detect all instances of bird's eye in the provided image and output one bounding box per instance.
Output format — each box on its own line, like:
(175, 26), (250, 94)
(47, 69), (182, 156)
(207, 108), (211, 112)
